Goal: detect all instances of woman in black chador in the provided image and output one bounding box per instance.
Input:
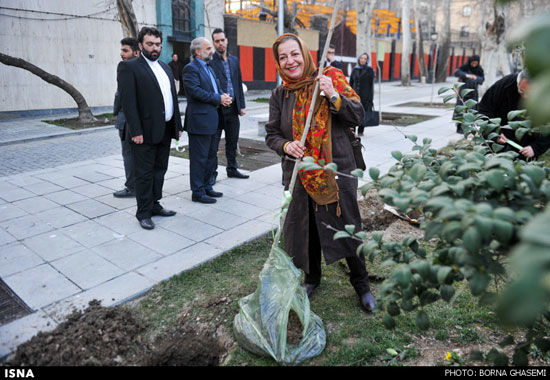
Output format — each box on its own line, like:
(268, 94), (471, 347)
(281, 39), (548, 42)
(350, 53), (375, 136)
(453, 55), (484, 133)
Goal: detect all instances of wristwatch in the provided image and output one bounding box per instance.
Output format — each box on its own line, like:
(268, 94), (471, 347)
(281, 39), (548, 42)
(329, 93), (339, 104)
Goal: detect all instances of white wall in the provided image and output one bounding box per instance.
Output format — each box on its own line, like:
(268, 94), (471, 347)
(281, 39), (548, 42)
(0, 0), (156, 112)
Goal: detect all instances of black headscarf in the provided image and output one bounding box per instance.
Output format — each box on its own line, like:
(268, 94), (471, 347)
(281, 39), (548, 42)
(460, 55), (484, 77)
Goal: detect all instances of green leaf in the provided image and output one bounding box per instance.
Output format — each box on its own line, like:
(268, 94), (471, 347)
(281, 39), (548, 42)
(387, 301), (401, 317)
(386, 348), (399, 357)
(473, 216), (493, 238)
(333, 231), (350, 240)
(372, 231), (384, 242)
(351, 168), (364, 178)
(470, 272), (491, 295)
(440, 285), (455, 302)
(395, 266), (412, 288)
(492, 220), (514, 243)
(424, 221), (444, 240)
(344, 224), (356, 234)
(442, 221), (463, 242)
(324, 162), (338, 172)
(469, 350), (484, 361)
(415, 310), (430, 330)
(499, 335), (515, 348)
(515, 127), (529, 141)
(419, 290), (440, 306)
(460, 88), (475, 98)
(522, 165), (546, 187)
(486, 169), (506, 191)
(438, 87), (452, 95)
(406, 134), (418, 143)
(409, 163), (427, 182)
(507, 109), (527, 121)
(437, 266), (453, 285)
(462, 228), (481, 254)
(512, 349), (529, 366)
(410, 260), (431, 278)
(369, 167), (380, 181)
(391, 151), (403, 161)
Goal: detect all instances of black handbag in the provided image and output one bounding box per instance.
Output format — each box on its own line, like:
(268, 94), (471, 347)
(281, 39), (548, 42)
(345, 127), (366, 170)
(364, 110), (380, 127)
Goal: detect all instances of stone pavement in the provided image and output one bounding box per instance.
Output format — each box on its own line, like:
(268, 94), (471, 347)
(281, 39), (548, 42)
(0, 80), (461, 359)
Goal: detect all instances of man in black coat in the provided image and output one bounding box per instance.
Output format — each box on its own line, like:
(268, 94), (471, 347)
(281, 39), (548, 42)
(478, 70), (550, 159)
(209, 28), (249, 180)
(117, 27), (183, 230)
(113, 37), (140, 199)
(325, 44), (344, 71)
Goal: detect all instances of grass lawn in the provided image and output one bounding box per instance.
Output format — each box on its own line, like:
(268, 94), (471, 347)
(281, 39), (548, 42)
(130, 233), (510, 366)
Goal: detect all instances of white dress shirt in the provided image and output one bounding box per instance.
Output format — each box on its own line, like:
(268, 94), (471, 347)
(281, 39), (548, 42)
(143, 54), (174, 122)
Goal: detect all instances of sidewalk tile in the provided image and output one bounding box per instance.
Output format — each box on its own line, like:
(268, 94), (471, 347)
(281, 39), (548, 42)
(94, 210), (143, 236)
(127, 227), (195, 256)
(26, 181), (65, 196)
(43, 189), (88, 205)
(13, 196), (59, 214)
(37, 206), (88, 229)
(0, 228), (16, 247)
(0, 203), (28, 222)
(0, 214), (55, 240)
(178, 204), (248, 230)
(43, 175), (89, 189)
(92, 238), (162, 271)
(211, 198), (267, 219)
(94, 193), (136, 210)
(50, 250), (124, 290)
(3, 264), (81, 309)
(158, 215), (223, 242)
(65, 199), (116, 219)
(61, 220), (118, 248)
(22, 230), (85, 262)
(0, 187), (36, 202)
(71, 183), (113, 198)
(0, 242), (44, 277)
(205, 219), (273, 251)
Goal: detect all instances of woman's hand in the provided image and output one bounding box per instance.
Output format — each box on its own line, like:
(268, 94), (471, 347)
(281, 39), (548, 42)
(497, 133), (508, 144)
(284, 140), (306, 158)
(316, 74), (336, 98)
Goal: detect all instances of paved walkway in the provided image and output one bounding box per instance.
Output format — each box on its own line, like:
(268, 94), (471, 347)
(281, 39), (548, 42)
(0, 80), (460, 359)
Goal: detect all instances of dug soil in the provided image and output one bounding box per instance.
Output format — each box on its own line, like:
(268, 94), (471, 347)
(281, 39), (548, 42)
(43, 113), (116, 130)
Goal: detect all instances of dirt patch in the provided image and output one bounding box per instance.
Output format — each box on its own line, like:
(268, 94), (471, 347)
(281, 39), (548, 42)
(42, 113), (116, 130)
(5, 300), (229, 366)
(287, 310), (303, 345)
(358, 189), (423, 242)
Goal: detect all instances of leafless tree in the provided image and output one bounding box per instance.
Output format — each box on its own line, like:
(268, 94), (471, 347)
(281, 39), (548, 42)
(354, 0), (377, 59)
(435, 0), (451, 82)
(400, 0), (411, 86)
(413, 0), (428, 81)
(116, 0), (139, 38)
(0, 53), (96, 124)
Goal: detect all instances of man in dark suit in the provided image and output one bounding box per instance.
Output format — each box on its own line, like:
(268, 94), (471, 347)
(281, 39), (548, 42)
(325, 44), (343, 71)
(209, 28), (249, 180)
(182, 37), (232, 204)
(113, 37), (140, 199)
(117, 27), (182, 230)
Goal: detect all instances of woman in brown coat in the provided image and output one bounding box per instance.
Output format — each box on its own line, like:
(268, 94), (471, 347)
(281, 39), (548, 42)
(265, 34), (375, 313)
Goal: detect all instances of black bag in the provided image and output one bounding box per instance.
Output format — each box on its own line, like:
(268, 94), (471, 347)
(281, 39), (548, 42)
(345, 127), (366, 170)
(364, 110), (380, 127)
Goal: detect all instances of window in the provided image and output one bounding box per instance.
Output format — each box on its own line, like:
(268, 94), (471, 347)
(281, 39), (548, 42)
(460, 26), (469, 37)
(172, 0), (192, 36)
(462, 6), (472, 17)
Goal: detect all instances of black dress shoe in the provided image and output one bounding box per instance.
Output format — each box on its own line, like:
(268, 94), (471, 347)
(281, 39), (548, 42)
(206, 189), (223, 198)
(360, 292), (376, 313)
(113, 188), (135, 198)
(302, 283), (319, 298)
(227, 170), (249, 179)
(192, 194), (217, 204)
(152, 208), (177, 217)
(139, 218), (155, 230)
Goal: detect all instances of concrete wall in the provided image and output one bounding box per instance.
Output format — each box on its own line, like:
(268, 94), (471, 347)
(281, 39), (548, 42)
(0, 0), (156, 112)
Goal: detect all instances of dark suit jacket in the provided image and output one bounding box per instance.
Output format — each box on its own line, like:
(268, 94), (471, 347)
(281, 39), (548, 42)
(117, 56), (183, 144)
(113, 91), (126, 131)
(209, 52), (246, 112)
(182, 58), (220, 135)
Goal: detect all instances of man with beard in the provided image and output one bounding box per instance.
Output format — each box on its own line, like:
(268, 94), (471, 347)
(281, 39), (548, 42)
(182, 37), (232, 204)
(113, 37), (139, 199)
(209, 28), (249, 182)
(117, 27), (183, 230)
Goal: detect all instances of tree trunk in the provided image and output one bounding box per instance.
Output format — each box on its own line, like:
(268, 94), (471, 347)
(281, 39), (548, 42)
(413, 0), (428, 81)
(117, 0), (139, 38)
(0, 53), (96, 124)
(354, 0), (376, 59)
(435, 0), (451, 83)
(401, 0), (411, 86)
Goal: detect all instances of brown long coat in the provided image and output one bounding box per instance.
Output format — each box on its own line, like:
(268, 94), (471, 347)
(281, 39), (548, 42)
(265, 85), (365, 274)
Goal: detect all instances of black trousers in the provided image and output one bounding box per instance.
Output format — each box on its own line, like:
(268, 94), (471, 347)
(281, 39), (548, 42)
(215, 103), (241, 173)
(119, 128), (135, 192)
(188, 132), (218, 197)
(130, 125), (172, 221)
(305, 197), (371, 296)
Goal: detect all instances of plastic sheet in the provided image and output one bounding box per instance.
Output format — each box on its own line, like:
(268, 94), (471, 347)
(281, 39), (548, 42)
(233, 245), (326, 365)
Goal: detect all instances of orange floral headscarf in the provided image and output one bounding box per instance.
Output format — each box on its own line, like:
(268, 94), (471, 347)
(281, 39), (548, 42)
(272, 34), (360, 208)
